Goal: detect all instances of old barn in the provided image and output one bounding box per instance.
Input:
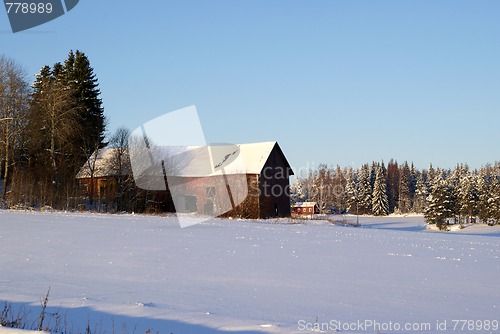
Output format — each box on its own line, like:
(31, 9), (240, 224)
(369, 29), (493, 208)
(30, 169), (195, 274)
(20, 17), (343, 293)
(78, 142), (294, 218)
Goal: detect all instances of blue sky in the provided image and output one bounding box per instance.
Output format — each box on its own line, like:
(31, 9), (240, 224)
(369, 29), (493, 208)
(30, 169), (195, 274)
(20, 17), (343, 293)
(2, 1), (499, 171)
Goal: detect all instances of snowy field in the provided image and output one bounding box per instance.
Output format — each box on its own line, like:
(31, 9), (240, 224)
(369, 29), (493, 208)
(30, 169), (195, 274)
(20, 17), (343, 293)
(0, 211), (499, 334)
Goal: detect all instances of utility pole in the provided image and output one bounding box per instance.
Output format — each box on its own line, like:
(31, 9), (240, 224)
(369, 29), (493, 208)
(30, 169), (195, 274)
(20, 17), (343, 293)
(354, 185), (359, 226)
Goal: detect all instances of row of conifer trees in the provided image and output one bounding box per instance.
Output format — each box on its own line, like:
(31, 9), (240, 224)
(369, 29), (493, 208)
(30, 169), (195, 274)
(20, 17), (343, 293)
(291, 161), (500, 227)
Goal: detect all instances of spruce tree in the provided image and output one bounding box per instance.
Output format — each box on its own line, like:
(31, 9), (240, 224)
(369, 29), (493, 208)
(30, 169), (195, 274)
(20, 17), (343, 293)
(332, 166), (348, 212)
(487, 164), (500, 225)
(413, 171), (428, 214)
(345, 168), (358, 214)
(458, 167), (478, 223)
(409, 163), (417, 199)
(447, 164), (463, 222)
(428, 163), (437, 182)
(424, 174), (454, 230)
(476, 167), (491, 223)
(386, 159), (400, 213)
(398, 162), (412, 214)
(372, 166), (389, 216)
(357, 164), (372, 214)
(63, 50), (106, 153)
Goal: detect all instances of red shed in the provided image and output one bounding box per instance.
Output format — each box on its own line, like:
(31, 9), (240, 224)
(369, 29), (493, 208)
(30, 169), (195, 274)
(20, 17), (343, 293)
(291, 202), (319, 217)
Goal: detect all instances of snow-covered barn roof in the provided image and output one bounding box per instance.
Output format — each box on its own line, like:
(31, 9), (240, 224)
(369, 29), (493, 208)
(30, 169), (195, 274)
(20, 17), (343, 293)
(238, 141), (280, 175)
(292, 202), (317, 208)
(78, 141), (293, 179)
(182, 141), (292, 176)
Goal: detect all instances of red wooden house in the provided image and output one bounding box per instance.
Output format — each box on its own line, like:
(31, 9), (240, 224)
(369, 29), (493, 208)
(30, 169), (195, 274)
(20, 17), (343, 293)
(291, 202), (320, 217)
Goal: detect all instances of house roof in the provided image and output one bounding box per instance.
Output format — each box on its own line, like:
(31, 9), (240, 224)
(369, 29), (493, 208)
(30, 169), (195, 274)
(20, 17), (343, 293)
(76, 148), (130, 179)
(292, 202), (317, 208)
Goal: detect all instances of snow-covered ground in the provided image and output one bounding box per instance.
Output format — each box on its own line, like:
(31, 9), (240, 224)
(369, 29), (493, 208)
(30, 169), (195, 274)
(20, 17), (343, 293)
(0, 211), (499, 333)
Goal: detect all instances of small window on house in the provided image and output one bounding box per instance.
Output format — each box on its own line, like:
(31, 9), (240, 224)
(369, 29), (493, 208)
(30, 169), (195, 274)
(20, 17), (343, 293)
(206, 186), (216, 197)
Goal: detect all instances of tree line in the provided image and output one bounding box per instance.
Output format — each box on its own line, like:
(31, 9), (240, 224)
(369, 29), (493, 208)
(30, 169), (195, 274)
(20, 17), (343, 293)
(0, 51), (108, 209)
(291, 161), (500, 228)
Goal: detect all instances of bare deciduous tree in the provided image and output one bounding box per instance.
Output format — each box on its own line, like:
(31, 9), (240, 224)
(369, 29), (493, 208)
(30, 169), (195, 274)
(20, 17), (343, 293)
(0, 55), (30, 205)
(109, 126), (133, 211)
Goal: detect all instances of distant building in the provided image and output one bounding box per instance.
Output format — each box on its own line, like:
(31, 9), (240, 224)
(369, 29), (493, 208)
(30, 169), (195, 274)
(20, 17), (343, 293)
(291, 202), (319, 217)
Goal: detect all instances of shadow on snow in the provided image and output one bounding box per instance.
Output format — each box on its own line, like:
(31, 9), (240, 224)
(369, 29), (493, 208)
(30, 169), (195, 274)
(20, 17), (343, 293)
(0, 300), (269, 334)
